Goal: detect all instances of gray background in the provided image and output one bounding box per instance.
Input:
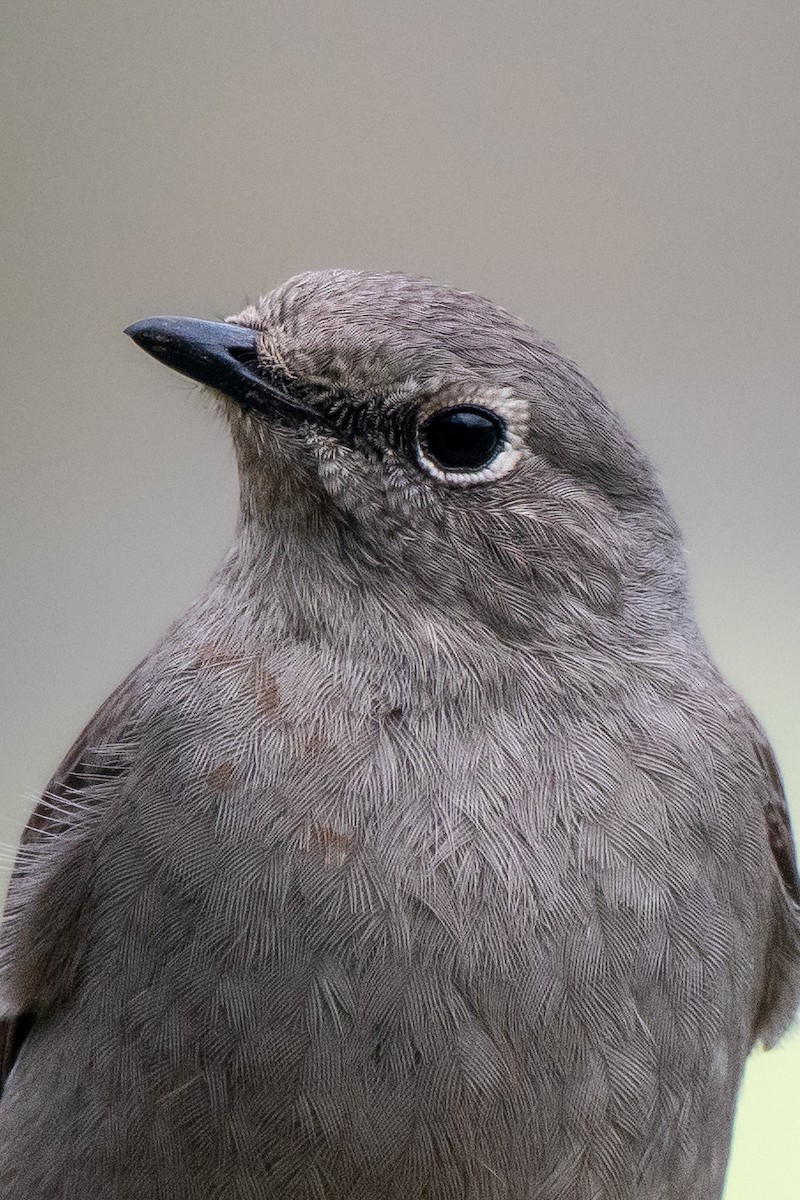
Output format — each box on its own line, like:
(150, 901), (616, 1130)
(2, 3), (798, 1194)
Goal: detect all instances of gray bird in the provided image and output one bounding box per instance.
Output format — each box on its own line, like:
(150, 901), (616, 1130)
(0, 270), (797, 1199)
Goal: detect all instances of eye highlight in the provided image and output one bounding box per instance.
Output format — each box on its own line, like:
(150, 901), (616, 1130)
(418, 406), (505, 473)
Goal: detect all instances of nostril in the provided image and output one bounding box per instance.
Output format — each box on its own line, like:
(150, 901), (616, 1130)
(227, 343), (259, 367)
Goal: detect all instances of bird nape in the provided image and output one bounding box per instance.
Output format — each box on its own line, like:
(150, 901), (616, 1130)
(1, 270), (797, 1200)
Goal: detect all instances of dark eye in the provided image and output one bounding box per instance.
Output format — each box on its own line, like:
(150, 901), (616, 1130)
(419, 406), (505, 472)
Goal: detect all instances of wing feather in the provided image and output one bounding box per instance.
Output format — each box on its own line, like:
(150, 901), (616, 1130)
(744, 710), (800, 1045)
(0, 665), (145, 1093)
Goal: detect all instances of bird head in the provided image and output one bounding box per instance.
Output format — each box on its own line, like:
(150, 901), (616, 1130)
(126, 271), (686, 647)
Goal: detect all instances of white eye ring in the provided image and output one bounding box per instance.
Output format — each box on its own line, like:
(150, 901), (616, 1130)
(415, 386), (528, 484)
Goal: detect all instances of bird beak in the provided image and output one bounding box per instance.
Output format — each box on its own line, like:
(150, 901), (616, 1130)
(124, 316), (319, 425)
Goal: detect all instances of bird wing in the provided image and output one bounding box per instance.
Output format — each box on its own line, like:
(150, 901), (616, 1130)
(745, 710), (800, 1045)
(754, 730), (800, 907)
(0, 664), (145, 1093)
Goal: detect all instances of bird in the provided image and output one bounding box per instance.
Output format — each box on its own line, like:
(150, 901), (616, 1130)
(0, 269), (797, 1199)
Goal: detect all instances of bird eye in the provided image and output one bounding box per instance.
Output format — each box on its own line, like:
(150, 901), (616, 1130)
(418, 406), (505, 473)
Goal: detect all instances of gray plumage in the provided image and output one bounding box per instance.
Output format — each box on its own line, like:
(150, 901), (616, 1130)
(0, 270), (797, 1199)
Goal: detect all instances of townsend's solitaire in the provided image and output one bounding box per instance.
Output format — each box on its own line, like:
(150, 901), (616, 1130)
(1, 270), (798, 1199)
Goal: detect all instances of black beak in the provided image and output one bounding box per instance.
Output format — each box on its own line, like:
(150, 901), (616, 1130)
(124, 316), (318, 424)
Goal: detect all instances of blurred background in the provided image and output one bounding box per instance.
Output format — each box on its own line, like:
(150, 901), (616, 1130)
(1, 2), (798, 1193)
